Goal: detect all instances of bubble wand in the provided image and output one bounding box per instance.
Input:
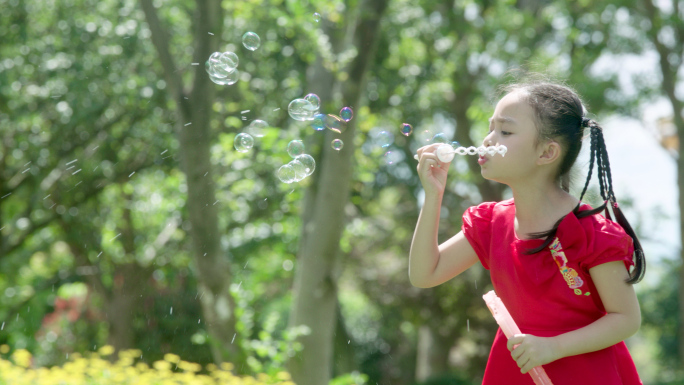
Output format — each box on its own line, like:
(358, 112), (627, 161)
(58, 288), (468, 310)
(413, 144), (508, 162)
(483, 291), (554, 385)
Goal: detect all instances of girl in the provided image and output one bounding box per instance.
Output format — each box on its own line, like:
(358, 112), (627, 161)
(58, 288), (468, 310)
(409, 79), (645, 384)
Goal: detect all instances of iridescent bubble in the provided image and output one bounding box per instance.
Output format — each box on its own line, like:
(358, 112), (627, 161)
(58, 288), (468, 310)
(290, 160), (307, 182)
(400, 123), (413, 136)
(276, 164), (296, 183)
(234, 133), (254, 153)
(324, 114), (346, 134)
(242, 32), (261, 51)
(246, 119), (268, 138)
(451, 141), (461, 149)
(432, 133), (449, 144)
(205, 52), (222, 76)
(219, 51), (239, 71)
(313, 12), (322, 22)
(340, 107), (353, 122)
(377, 130), (393, 148)
(383, 150), (403, 166)
(296, 154), (316, 175)
(311, 114), (326, 131)
(305, 93), (321, 111)
(287, 140), (305, 158)
(288, 98), (317, 121)
(209, 69), (239, 85)
(331, 139), (344, 151)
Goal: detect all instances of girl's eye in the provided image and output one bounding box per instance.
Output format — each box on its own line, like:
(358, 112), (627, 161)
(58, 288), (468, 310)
(501, 131), (511, 136)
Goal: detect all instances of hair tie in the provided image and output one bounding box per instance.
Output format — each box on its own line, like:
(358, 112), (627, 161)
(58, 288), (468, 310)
(581, 117), (590, 128)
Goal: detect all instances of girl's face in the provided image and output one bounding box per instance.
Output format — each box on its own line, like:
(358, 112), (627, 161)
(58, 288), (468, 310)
(480, 91), (557, 185)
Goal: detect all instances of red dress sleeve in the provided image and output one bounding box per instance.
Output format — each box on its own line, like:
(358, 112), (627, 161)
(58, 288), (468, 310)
(579, 219), (635, 272)
(461, 201), (497, 270)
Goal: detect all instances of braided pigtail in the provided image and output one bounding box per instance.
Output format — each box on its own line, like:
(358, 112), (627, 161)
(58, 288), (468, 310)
(575, 119), (646, 284)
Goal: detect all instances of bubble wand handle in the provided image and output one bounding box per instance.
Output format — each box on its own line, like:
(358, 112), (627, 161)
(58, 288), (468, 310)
(413, 144), (507, 162)
(482, 291), (554, 385)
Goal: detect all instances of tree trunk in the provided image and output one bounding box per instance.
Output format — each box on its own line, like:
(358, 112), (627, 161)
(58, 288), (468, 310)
(286, 0), (390, 384)
(140, 0), (244, 368)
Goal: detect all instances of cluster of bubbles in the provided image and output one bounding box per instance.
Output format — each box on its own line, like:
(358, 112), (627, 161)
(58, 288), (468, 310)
(287, 93), (356, 151)
(205, 31), (262, 86)
(276, 140), (317, 183)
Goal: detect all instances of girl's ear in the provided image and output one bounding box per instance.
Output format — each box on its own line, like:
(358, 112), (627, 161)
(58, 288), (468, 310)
(537, 140), (562, 165)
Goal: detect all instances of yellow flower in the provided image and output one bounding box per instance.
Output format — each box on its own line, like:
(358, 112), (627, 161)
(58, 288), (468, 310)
(220, 362), (235, 371)
(11, 349), (32, 368)
(276, 371), (292, 381)
(0, 344), (9, 354)
(153, 360), (172, 371)
(164, 353), (181, 364)
(98, 345), (115, 357)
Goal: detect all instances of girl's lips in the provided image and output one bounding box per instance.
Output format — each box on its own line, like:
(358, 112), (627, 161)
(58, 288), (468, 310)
(478, 155), (488, 165)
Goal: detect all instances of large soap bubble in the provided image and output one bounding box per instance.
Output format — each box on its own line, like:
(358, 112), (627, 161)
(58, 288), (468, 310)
(242, 32), (261, 51)
(288, 99), (317, 121)
(234, 133), (254, 153)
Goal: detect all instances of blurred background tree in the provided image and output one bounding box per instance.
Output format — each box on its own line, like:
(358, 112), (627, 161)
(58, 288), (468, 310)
(0, 0), (681, 384)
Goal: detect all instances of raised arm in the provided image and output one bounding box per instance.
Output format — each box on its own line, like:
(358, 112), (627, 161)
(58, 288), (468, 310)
(409, 144), (479, 288)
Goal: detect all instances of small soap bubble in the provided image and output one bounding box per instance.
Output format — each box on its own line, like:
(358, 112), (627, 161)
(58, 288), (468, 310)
(451, 141), (461, 149)
(331, 139), (344, 151)
(311, 114), (326, 131)
(246, 119), (268, 138)
(287, 140), (305, 158)
(431, 133), (448, 144)
(383, 150), (403, 166)
(290, 160), (307, 182)
(313, 12), (322, 22)
(276, 164), (296, 183)
(296, 154), (316, 175)
(400, 123), (413, 136)
(234, 133), (254, 153)
(377, 130), (393, 148)
(219, 51), (239, 71)
(242, 32), (261, 51)
(324, 114), (346, 134)
(339, 107), (353, 122)
(288, 98), (317, 121)
(209, 69), (239, 85)
(304, 93), (321, 110)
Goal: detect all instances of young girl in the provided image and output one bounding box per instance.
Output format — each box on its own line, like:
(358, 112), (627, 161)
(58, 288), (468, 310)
(409, 79), (645, 384)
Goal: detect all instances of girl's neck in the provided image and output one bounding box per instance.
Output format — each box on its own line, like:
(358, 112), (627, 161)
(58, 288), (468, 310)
(510, 184), (580, 236)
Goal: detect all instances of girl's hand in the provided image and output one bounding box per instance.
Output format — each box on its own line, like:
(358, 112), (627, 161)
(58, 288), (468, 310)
(415, 144), (450, 197)
(507, 334), (561, 374)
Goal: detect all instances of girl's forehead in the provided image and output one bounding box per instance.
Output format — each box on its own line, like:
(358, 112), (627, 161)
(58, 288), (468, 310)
(494, 92), (534, 122)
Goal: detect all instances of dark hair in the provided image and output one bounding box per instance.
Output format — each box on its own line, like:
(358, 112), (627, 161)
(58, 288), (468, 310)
(500, 78), (645, 284)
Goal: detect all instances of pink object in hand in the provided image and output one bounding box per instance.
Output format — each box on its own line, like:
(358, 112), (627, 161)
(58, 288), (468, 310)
(483, 290), (554, 385)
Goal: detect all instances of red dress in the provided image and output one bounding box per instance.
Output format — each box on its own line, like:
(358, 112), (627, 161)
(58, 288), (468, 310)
(462, 199), (642, 384)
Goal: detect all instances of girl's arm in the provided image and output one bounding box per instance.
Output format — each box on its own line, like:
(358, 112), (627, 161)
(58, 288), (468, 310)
(408, 196), (479, 288)
(409, 144), (479, 288)
(552, 260), (641, 356)
(507, 261), (641, 373)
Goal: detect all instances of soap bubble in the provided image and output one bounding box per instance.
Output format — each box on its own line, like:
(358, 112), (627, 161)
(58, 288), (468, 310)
(383, 150), (404, 166)
(276, 164), (296, 183)
(290, 160), (307, 182)
(340, 107), (353, 122)
(431, 133), (448, 144)
(296, 154), (316, 175)
(246, 119), (268, 138)
(331, 139), (344, 151)
(234, 133), (254, 152)
(325, 114), (346, 134)
(288, 98), (317, 121)
(377, 130), (393, 148)
(304, 93), (321, 110)
(287, 140), (305, 158)
(451, 141), (461, 149)
(208, 69), (239, 85)
(219, 51), (239, 71)
(311, 114), (326, 131)
(313, 12), (322, 22)
(400, 123), (413, 136)
(242, 32), (261, 51)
